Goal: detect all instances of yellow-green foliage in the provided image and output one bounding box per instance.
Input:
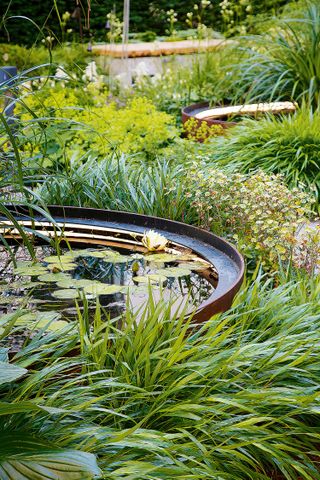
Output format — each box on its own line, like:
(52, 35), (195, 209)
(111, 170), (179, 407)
(17, 83), (178, 165)
(183, 117), (224, 142)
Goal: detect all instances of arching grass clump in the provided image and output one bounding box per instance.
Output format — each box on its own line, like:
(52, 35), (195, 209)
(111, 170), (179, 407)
(2, 275), (320, 479)
(230, 1), (320, 107)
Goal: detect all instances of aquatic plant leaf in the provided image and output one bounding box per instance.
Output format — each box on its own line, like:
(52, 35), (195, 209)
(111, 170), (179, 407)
(176, 261), (209, 271)
(0, 296), (24, 305)
(47, 263), (77, 271)
(14, 266), (48, 276)
(44, 255), (75, 264)
(83, 284), (125, 296)
(52, 289), (80, 300)
(18, 311), (61, 323)
(38, 273), (71, 283)
(156, 267), (192, 278)
(76, 249), (120, 259)
(16, 311), (68, 332)
(145, 253), (181, 263)
(56, 278), (95, 289)
(133, 274), (167, 284)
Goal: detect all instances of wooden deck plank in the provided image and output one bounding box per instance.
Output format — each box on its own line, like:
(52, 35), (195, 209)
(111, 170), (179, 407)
(92, 39), (230, 58)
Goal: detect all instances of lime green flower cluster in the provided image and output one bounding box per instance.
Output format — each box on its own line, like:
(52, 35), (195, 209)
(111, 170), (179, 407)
(16, 84), (178, 167)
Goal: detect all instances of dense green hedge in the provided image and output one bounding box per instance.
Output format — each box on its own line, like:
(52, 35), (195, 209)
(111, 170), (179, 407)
(0, 0), (289, 46)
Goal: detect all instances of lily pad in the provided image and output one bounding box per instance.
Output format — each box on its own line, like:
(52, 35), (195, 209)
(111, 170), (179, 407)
(52, 289), (80, 300)
(44, 255), (75, 264)
(76, 249), (121, 259)
(156, 267), (192, 278)
(133, 274), (167, 285)
(56, 278), (95, 289)
(145, 253), (180, 263)
(83, 284), (125, 296)
(38, 273), (71, 283)
(14, 266), (48, 276)
(15, 311), (68, 332)
(47, 263), (77, 271)
(176, 261), (209, 271)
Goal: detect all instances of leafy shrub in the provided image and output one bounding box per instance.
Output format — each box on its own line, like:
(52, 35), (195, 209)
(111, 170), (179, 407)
(0, 43), (93, 73)
(230, 2), (320, 107)
(209, 109), (320, 208)
(15, 84), (178, 166)
(186, 167), (311, 269)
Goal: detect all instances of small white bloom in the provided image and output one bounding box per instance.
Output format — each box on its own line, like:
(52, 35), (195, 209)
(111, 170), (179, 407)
(141, 230), (168, 251)
(55, 65), (69, 80)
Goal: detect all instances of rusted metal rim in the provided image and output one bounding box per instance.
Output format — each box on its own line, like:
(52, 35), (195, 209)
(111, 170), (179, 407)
(0, 205), (245, 322)
(182, 101), (237, 129)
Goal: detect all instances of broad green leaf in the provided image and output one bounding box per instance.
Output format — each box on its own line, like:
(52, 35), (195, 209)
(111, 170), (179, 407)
(47, 263), (77, 271)
(14, 266), (48, 276)
(145, 253), (180, 263)
(52, 289), (80, 300)
(133, 274), (167, 284)
(0, 362), (28, 385)
(0, 433), (101, 480)
(0, 348), (8, 363)
(56, 278), (95, 289)
(83, 284), (125, 296)
(156, 267), (192, 278)
(38, 273), (71, 283)
(44, 255), (75, 264)
(177, 261), (209, 271)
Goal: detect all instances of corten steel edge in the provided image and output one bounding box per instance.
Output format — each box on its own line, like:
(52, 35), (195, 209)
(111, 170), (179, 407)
(0, 205), (245, 322)
(182, 101), (237, 137)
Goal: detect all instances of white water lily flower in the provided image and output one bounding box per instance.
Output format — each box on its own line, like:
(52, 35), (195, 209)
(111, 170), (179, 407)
(141, 230), (168, 252)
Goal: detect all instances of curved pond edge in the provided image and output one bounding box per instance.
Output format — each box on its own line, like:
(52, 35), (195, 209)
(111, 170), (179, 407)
(0, 205), (245, 322)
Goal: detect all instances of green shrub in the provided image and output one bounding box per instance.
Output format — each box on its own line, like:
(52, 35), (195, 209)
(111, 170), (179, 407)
(209, 109), (320, 208)
(186, 167), (311, 269)
(0, 43), (93, 73)
(14, 84), (178, 166)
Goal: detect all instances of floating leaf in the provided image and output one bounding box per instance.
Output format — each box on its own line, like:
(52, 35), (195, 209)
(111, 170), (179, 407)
(16, 311), (68, 332)
(83, 284), (125, 296)
(156, 267), (192, 278)
(14, 266), (48, 276)
(104, 255), (130, 264)
(18, 311), (61, 323)
(52, 289), (80, 300)
(47, 263), (77, 271)
(38, 273), (71, 283)
(133, 274), (167, 284)
(76, 249), (120, 259)
(56, 278), (95, 289)
(44, 255), (75, 264)
(145, 253), (180, 263)
(176, 261), (209, 271)
(0, 296), (24, 305)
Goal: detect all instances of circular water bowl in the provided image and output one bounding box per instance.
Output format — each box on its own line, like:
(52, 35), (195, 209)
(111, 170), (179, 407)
(0, 206), (244, 322)
(182, 101), (296, 141)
